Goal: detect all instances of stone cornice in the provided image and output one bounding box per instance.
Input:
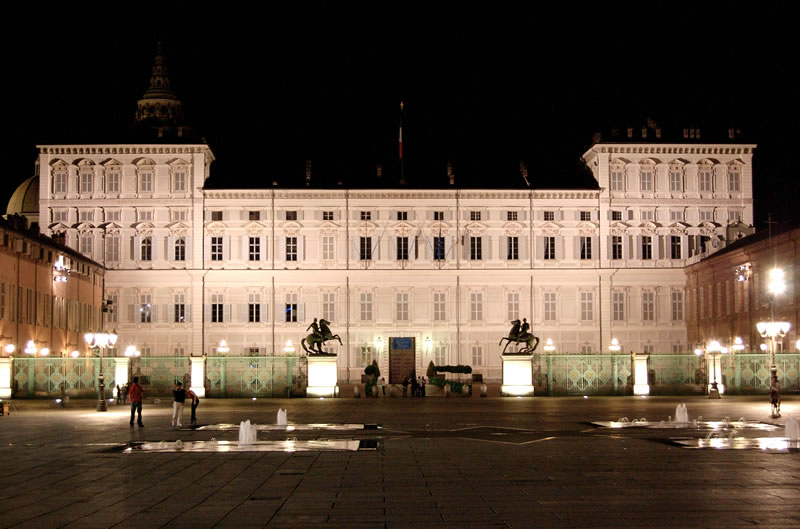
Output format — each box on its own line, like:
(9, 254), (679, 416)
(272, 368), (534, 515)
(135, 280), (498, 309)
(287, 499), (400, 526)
(204, 189), (600, 200)
(38, 144), (214, 159)
(585, 144), (756, 156)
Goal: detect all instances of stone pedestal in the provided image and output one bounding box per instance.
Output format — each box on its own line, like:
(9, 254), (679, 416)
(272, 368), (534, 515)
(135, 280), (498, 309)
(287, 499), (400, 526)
(190, 356), (206, 398)
(707, 354), (725, 396)
(501, 354), (534, 396)
(632, 353), (650, 396)
(0, 357), (12, 399)
(114, 357), (129, 390)
(307, 355), (337, 398)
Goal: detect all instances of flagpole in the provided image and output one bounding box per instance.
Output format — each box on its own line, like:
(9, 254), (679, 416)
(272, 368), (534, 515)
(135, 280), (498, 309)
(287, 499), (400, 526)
(399, 101), (404, 184)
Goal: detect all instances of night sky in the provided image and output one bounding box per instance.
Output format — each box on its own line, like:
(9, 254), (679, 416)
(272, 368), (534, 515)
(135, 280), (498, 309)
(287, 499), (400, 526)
(6, 4), (798, 227)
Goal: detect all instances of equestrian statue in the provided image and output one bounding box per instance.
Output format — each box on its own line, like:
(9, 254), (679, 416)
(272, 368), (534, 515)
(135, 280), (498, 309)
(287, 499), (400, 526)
(498, 318), (540, 354)
(301, 318), (343, 355)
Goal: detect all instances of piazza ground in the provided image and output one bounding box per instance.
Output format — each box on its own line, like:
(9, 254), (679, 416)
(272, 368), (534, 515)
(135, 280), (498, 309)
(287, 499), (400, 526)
(0, 394), (798, 529)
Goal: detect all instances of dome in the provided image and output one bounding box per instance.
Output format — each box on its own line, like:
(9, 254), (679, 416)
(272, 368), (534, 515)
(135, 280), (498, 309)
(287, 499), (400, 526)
(6, 175), (39, 225)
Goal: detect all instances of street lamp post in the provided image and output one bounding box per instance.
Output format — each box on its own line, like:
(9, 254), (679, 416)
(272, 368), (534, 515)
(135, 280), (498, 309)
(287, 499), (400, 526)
(704, 340), (728, 398)
(756, 321), (791, 376)
(84, 331), (118, 412)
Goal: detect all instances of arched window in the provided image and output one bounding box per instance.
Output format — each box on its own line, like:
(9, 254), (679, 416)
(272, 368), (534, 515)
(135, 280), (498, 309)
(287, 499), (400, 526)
(141, 237), (152, 261)
(174, 238), (186, 261)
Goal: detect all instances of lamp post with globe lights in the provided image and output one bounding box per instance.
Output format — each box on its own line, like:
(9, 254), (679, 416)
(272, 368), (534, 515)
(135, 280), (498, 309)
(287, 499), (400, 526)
(756, 266), (790, 376)
(84, 330), (118, 411)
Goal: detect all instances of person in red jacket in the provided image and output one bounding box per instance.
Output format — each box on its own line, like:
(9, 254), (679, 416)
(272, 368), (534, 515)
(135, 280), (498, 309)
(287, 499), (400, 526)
(185, 387), (199, 424)
(128, 377), (144, 427)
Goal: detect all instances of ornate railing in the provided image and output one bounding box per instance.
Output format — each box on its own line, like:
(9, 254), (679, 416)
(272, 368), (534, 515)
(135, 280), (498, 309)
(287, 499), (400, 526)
(720, 354), (800, 394)
(535, 354), (632, 395)
(13, 357), (115, 398)
(205, 356), (305, 397)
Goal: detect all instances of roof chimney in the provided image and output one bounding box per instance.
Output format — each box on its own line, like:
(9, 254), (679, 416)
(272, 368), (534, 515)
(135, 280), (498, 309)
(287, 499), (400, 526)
(305, 160), (312, 187)
(447, 162), (454, 185)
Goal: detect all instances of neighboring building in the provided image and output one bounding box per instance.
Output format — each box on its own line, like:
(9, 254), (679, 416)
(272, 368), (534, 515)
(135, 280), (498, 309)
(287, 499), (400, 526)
(26, 47), (757, 386)
(686, 223), (800, 352)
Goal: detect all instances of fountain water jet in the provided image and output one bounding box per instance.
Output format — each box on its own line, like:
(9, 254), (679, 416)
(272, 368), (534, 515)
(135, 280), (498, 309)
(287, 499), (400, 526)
(786, 417), (799, 441)
(675, 403), (689, 424)
(277, 408), (287, 426)
(239, 420), (257, 445)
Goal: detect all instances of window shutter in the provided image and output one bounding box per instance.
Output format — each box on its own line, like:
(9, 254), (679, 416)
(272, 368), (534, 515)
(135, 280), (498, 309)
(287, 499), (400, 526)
(150, 236), (159, 262)
(127, 304), (135, 323)
(483, 236), (491, 260)
(133, 235), (141, 261)
(276, 302), (284, 322)
(445, 236), (453, 260)
(573, 236), (580, 260)
(280, 237), (286, 261)
(298, 303), (305, 322)
(462, 236), (469, 260)
(240, 303), (248, 323)
(203, 236), (211, 263)
(373, 236), (380, 260)
(261, 235), (268, 261)
(204, 304), (211, 323)
(224, 304), (231, 323)
(167, 236), (175, 262)
(150, 304), (158, 322)
(261, 303), (268, 323)
(502, 236), (508, 259)
(519, 236), (528, 261)
(297, 236), (305, 261)
(536, 236), (543, 260)
(351, 238), (359, 261)
(223, 236), (231, 261)
(555, 236), (564, 260)
(592, 236), (599, 259)
(185, 304), (192, 323)
(241, 235), (249, 262)
(607, 236), (613, 261)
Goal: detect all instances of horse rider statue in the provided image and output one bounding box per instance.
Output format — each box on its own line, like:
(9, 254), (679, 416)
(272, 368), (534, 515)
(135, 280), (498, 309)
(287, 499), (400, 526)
(301, 317), (343, 355)
(498, 317), (540, 354)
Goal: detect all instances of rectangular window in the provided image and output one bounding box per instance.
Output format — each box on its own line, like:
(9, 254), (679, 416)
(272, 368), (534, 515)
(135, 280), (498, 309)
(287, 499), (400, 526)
(612, 291), (625, 321)
(470, 292), (483, 321)
(699, 170), (712, 192)
(728, 210), (741, 223)
(470, 211), (481, 221)
(640, 170), (653, 192)
(641, 236), (652, 260)
(433, 292), (446, 321)
(543, 236), (555, 260)
(140, 172), (153, 193)
(671, 291), (684, 321)
(322, 236), (334, 260)
(322, 211), (334, 221)
(642, 291), (655, 321)
(211, 236), (223, 261)
(543, 211), (555, 221)
(360, 292), (373, 321)
(396, 292), (409, 321)
(433, 236), (445, 261)
(699, 210), (714, 222)
(470, 236), (482, 260)
(139, 294), (152, 323)
(0, 283), (5, 320)
(79, 211), (94, 222)
(507, 291), (520, 321)
(507, 211), (518, 221)
(434, 211), (444, 221)
(106, 171), (120, 193)
(173, 171), (186, 192)
(728, 169), (741, 192)
(171, 210), (187, 221)
(141, 237), (152, 261)
(360, 211), (371, 221)
(543, 292), (556, 321)
(249, 292), (261, 323)
(138, 210), (153, 222)
(580, 211), (592, 221)
(249, 237), (261, 261)
(507, 236), (519, 260)
(174, 293), (186, 323)
(285, 237), (297, 261)
(106, 293), (118, 324)
(106, 236), (120, 262)
(611, 236), (623, 260)
(249, 211), (260, 221)
(79, 235), (93, 255)
(640, 210), (654, 221)
(670, 236), (682, 259)
(322, 292), (335, 322)
(611, 210), (622, 221)
(211, 211), (223, 221)
(580, 292), (593, 321)
(212, 303), (224, 323)
(643, 344), (654, 354)
(284, 303), (297, 323)
(610, 169), (624, 191)
(669, 170), (682, 192)
(397, 211), (407, 221)
(397, 237), (409, 260)
(286, 211), (297, 221)
(360, 346), (374, 367)
(54, 172), (67, 194)
(434, 345), (446, 366)
(80, 171), (93, 193)
(360, 237), (372, 260)
(471, 345), (483, 366)
(53, 210), (68, 222)
(580, 236), (592, 260)
(174, 238), (186, 261)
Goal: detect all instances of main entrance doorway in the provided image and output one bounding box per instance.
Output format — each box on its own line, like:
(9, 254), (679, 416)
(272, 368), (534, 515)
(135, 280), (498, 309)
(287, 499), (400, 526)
(389, 337), (415, 384)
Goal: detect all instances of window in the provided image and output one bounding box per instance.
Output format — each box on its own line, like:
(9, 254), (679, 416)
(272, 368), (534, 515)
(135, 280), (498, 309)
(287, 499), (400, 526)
(0, 283), (6, 320)
(53, 210), (68, 222)
(669, 169), (682, 192)
(433, 236), (445, 261)
(612, 291), (625, 321)
(138, 210), (153, 222)
(249, 237), (261, 261)
(286, 211), (297, 221)
(471, 345), (483, 366)
(360, 237), (372, 260)
(397, 211), (407, 221)
(543, 236), (555, 260)
(79, 235), (93, 255)
(249, 211), (260, 221)
(433, 292), (446, 321)
(699, 169), (712, 192)
(106, 293), (118, 324)
(322, 236), (334, 260)
(211, 211), (223, 221)
(139, 171), (153, 193)
(397, 237), (409, 260)
(434, 211), (444, 221)
(106, 236), (120, 262)
(322, 211), (334, 221)
(580, 344), (594, 354)
(174, 238), (186, 261)
(54, 168), (67, 194)
(470, 292), (483, 321)
(396, 292), (409, 321)
(641, 236), (652, 260)
(360, 211), (371, 221)
(699, 210), (714, 222)
(171, 210), (186, 221)
(643, 344), (654, 354)
(543, 292), (556, 321)
(580, 211), (592, 221)
(611, 236), (622, 260)
(360, 292), (373, 321)
(642, 291), (655, 321)
(610, 168), (624, 191)
(640, 210), (654, 221)
(174, 293), (186, 323)
(470, 236), (482, 260)
(580, 236), (592, 260)
(728, 168), (741, 192)
(141, 237), (152, 261)
(640, 170), (653, 192)
(470, 211), (481, 221)
(249, 292), (261, 323)
(507, 236), (519, 260)
(543, 211), (555, 221)
(139, 295), (152, 323)
(285, 293), (297, 323)
(670, 236), (682, 259)
(507, 291), (519, 321)
(434, 345), (447, 366)
(212, 293), (224, 323)
(173, 170), (186, 192)
(322, 292), (335, 322)
(728, 210), (742, 224)
(106, 169), (120, 193)
(211, 237), (223, 261)
(360, 346), (374, 367)
(80, 171), (93, 194)
(285, 237), (297, 261)
(507, 211), (518, 221)
(611, 210), (622, 221)
(79, 211), (94, 223)
(671, 291), (684, 321)
(669, 210), (683, 222)
(580, 292), (593, 321)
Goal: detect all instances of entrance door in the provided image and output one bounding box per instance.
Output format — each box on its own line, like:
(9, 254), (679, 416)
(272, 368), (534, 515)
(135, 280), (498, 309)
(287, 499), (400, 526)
(389, 337), (415, 384)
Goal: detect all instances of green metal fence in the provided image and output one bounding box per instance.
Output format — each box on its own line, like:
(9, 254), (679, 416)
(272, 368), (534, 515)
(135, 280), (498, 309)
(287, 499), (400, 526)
(206, 356), (305, 397)
(648, 354), (706, 395)
(720, 354), (800, 394)
(535, 354), (632, 395)
(130, 356), (191, 396)
(13, 357), (115, 398)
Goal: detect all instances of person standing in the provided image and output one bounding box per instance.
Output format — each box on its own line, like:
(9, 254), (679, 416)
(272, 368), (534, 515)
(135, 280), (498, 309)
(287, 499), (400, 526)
(402, 376), (409, 397)
(419, 376), (426, 397)
(128, 377), (144, 427)
(186, 387), (199, 424)
(172, 381), (186, 427)
(769, 375), (781, 417)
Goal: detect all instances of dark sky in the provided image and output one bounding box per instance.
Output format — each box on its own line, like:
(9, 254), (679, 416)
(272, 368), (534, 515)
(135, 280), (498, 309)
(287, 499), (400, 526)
(6, 4), (799, 227)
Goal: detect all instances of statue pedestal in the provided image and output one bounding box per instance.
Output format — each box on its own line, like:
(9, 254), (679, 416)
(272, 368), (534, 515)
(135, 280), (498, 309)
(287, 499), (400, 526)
(307, 355), (338, 398)
(632, 353), (650, 396)
(501, 354), (534, 397)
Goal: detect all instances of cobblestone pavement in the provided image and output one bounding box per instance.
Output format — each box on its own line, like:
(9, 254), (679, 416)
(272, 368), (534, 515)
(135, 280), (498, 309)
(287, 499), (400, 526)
(0, 394), (798, 528)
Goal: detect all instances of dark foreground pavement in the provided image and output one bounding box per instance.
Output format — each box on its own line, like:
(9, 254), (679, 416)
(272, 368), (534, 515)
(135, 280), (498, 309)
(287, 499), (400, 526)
(0, 394), (798, 529)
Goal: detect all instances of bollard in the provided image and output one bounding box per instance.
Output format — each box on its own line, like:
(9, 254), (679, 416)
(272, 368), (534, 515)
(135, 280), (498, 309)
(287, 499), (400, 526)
(444, 384), (450, 397)
(480, 384), (487, 397)
(334, 385), (340, 398)
(353, 386), (360, 398)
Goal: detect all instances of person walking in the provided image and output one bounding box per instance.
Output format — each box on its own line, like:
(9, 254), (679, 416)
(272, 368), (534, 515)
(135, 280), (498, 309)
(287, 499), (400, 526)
(769, 375), (781, 417)
(115, 385), (123, 404)
(128, 377), (144, 427)
(411, 376), (419, 397)
(172, 381), (187, 427)
(419, 376), (426, 397)
(186, 386), (199, 424)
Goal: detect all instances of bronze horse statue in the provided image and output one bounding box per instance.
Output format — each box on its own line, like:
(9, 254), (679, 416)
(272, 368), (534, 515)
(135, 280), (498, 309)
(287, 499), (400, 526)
(301, 318), (342, 355)
(498, 318), (540, 354)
